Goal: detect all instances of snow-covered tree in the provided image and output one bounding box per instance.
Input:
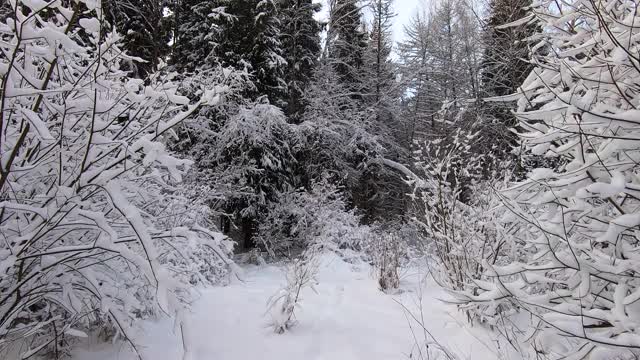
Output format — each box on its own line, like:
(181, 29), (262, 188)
(480, 0), (534, 99)
(103, 0), (171, 77)
(0, 1), (232, 357)
(363, 0), (396, 118)
(170, 0), (228, 71)
(251, 0), (289, 106)
(398, 10), (440, 146)
(475, 0), (537, 175)
(198, 101), (299, 249)
(277, 0), (322, 122)
(457, 1), (640, 357)
(398, 0), (481, 140)
(326, 0), (368, 97)
(171, 0), (287, 107)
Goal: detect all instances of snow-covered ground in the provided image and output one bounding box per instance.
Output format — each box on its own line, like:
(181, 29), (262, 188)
(73, 255), (510, 360)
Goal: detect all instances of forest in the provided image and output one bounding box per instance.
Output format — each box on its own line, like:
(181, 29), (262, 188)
(0, 0), (639, 359)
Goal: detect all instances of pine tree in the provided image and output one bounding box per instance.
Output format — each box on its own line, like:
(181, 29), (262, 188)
(326, 0), (368, 96)
(277, 0), (322, 122)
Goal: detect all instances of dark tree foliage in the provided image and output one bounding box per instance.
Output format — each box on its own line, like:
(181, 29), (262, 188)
(481, 0), (534, 98)
(326, 0), (368, 96)
(172, 0), (287, 107)
(170, 0), (224, 72)
(103, 0), (172, 78)
(477, 0), (538, 176)
(277, 0), (322, 122)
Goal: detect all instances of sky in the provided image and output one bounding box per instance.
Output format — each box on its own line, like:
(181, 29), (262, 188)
(392, 0), (422, 42)
(315, 0), (423, 44)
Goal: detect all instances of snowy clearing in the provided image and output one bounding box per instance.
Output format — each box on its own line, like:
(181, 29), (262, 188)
(72, 256), (506, 360)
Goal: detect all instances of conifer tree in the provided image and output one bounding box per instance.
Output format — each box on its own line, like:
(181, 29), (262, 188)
(252, 0), (288, 106)
(326, 0), (368, 96)
(478, 0), (536, 174)
(170, 0), (226, 72)
(103, 0), (171, 77)
(398, 11), (440, 144)
(171, 0), (287, 107)
(278, 0), (322, 122)
(481, 0), (534, 99)
(364, 0), (395, 114)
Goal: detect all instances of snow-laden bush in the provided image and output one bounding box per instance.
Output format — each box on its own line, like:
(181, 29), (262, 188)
(372, 233), (401, 292)
(412, 130), (503, 290)
(141, 183), (237, 286)
(0, 2), (231, 357)
(456, 1), (640, 357)
(399, 126), (523, 325)
(256, 177), (371, 258)
(266, 245), (320, 334)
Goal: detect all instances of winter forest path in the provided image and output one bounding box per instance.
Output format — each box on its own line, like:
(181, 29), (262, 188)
(73, 256), (506, 360)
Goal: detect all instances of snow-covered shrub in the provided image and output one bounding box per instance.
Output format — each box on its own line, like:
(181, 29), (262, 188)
(412, 130), (497, 290)
(142, 184), (237, 286)
(403, 126), (523, 324)
(266, 245), (320, 334)
(372, 233), (401, 292)
(0, 2), (228, 357)
(256, 177), (370, 258)
(457, 1), (640, 357)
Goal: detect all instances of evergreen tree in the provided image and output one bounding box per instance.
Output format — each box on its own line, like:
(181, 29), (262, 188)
(364, 0), (395, 113)
(170, 0), (226, 72)
(326, 0), (368, 96)
(481, 0), (534, 98)
(171, 0), (287, 107)
(277, 0), (322, 122)
(103, 0), (172, 78)
(478, 0), (536, 174)
(251, 0), (288, 106)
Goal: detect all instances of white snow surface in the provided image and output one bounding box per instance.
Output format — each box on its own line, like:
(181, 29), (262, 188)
(72, 255), (507, 360)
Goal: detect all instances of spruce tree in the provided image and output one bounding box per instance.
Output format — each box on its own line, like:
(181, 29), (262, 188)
(479, 0), (536, 174)
(481, 0), (534, 98)
(251, 0), (288, 107)
(326, 0), (368, 96)
(278, 0), (322, 122)
(103, 0), (171, 78)
(170, 0), (226, 72)
(171, 0), (287, 107)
